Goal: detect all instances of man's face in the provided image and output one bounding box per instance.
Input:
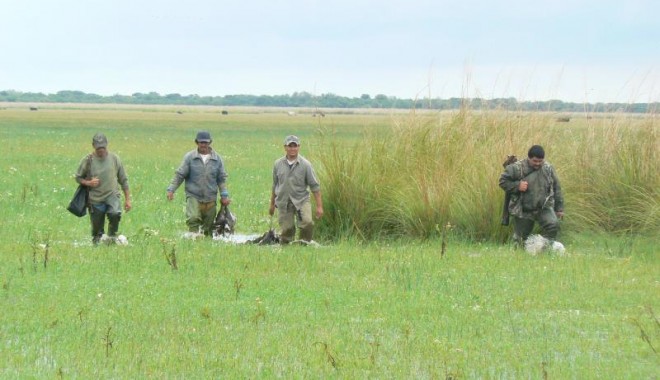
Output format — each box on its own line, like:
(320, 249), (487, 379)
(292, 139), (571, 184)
(529, 157), (544, 170)
(196, 141), (211, 154)
(95, 147), (108, 158)
(285, 143), (300, 158)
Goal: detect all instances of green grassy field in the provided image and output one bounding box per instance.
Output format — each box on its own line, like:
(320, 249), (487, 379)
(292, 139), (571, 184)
(0, 105), (658, 378)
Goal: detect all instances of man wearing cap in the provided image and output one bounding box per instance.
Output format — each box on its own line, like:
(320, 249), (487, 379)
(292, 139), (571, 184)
(167, 131), (231, 236)
(269, 135), (323, 243)
(75, 133), (132, 245)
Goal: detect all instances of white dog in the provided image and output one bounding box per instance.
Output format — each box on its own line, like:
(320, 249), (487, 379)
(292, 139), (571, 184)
(99, 234), (129, 246)
(524, 234), (566, 255)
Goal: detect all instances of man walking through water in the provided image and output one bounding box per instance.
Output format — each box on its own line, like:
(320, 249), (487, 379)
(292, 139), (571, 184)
(167, 131), (231, 236)
(269, 135), (323, 244)
(75, 133), (131, 245)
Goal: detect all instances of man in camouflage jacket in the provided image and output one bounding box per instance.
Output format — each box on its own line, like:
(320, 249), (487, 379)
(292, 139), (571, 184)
(499, 145), (564, 244)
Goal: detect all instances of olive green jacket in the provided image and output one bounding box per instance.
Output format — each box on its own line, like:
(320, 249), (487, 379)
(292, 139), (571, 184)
(75, 152), (129, 204)
(499, 159), (563, 218)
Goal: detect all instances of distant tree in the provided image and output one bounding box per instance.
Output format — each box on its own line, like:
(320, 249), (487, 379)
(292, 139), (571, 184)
(373, 94), (389, 108)
(0, 89), (655, 113)
(164, 93), (181, 104)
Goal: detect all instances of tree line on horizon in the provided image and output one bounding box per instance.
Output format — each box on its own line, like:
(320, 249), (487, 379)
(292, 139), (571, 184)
(0, 89), (655, 113)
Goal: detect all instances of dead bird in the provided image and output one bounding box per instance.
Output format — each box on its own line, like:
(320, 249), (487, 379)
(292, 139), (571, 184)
(213, 204), (237, 236)
(248, 229), (280, 245)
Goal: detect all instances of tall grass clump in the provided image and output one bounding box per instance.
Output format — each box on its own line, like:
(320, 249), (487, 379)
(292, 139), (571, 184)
(564, 115), (659, 234)
(317, 107), (658, 242)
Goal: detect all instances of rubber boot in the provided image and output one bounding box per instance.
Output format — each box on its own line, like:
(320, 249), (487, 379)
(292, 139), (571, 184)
(107, 213), (121, 237)
(90, 210), (106, 245)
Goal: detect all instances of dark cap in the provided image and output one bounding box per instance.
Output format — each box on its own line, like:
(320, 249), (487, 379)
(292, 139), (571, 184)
(92, 133), (108, 148)
(284, 135), (300, 146)
(196, 131), (212, 143)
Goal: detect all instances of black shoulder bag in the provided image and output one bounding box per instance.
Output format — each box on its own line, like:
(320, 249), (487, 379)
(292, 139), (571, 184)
(67, 154), (93, 217)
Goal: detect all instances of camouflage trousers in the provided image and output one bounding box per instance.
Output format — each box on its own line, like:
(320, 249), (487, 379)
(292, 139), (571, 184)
(513, 207), (560, 243)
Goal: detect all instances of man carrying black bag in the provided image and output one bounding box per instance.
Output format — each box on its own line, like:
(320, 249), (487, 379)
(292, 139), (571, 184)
(74, 133), (131, 245)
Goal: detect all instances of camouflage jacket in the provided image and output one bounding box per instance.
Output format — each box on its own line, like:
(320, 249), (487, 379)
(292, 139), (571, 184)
(499, 159), (564, 218)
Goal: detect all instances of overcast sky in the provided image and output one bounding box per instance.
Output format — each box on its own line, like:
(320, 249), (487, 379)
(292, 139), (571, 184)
(1, 0), (657, 103)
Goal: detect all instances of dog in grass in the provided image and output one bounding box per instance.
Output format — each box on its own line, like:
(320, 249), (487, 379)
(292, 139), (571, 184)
(524, 234), (566, 255)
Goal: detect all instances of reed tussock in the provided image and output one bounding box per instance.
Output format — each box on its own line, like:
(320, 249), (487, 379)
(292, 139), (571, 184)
(318, 108), (658, 242)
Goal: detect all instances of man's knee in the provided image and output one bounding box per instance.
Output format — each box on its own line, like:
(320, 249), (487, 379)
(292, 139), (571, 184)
(107, 213), (121, 236)
(541, 221), (560, 239)
(278, 211), (296, 241)
(513, 217), (534, 241)
(539, 210), (560, 239)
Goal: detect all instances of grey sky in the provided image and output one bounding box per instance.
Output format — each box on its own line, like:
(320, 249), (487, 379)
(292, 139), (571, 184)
(1, 0), (657, 103)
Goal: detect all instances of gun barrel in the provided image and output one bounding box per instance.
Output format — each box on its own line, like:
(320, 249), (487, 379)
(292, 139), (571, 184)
(501, 193), (511, 226)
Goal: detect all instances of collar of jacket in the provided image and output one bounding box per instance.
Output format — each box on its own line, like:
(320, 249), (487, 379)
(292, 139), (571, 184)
(193, 148), (218, 160)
